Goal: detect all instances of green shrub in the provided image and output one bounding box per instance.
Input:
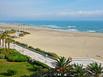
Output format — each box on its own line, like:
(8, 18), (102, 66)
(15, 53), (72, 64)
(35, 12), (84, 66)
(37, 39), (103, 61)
(7, 29), (16, 34)
(28, 46), (33, 49)
(6, 69), (16, 76)
(28, 46), (36, 51)
(35, 48), (44, 52)
(6, 52), (29, 62)
(31, 61), (49, 69)
(22, 31), (30, 35)
(35, 48), (58, 59)
(15, 41), (28, 48)
(19, 33), (24, 37)
(0, 48), (30, 62)
(41, 68), (49, 73)
(0, 54), (5, 59)
(21, 75), (30, 77)
(45, 52), (59, 59)
(0, 48), (11, 57)
(0, 48), (4, 52)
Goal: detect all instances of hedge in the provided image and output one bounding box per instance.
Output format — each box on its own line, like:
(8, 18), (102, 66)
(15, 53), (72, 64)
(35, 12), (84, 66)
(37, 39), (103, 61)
(6, 51), (29, 62)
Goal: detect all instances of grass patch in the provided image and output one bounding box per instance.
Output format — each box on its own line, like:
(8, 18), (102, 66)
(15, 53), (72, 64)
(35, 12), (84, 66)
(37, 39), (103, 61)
(0, 48), (49, 77)
(0, 48), (29, 62)
(0, 59), (49, 77)
(6, 51), (29, 62)
(0, 59), (33, 77)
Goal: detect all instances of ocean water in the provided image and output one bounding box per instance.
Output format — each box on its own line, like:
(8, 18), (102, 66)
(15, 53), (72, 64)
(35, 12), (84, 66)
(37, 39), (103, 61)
(1, 20), (103, 33)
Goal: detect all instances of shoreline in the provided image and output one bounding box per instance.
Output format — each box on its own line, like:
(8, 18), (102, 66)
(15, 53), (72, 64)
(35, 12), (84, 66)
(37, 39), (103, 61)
(0, 24), (103, 61)
(0, 23), (103, 33)
(0, 23), (103, 38)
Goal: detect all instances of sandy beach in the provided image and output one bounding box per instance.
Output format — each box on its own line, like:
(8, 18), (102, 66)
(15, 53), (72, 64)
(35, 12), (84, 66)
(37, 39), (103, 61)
(1, 24), (103, 60)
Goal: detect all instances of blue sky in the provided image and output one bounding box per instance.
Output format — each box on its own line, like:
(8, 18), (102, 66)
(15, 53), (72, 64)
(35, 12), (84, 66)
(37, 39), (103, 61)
(0, 0), (103, 21)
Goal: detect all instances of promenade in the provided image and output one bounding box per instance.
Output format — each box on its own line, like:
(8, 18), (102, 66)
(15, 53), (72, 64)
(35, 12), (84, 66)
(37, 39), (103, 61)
(10, 44), (103, 68)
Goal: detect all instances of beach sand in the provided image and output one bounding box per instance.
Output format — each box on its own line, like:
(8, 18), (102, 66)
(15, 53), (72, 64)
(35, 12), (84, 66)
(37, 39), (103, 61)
(1, 24), (103, 60)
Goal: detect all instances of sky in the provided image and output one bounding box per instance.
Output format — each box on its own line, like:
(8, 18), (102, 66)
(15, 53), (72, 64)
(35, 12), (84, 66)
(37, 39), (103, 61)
(0, 0), (103, 21)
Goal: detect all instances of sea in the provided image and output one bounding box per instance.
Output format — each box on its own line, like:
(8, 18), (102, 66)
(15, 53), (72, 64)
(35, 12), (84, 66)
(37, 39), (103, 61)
(0, 20), (103, 33)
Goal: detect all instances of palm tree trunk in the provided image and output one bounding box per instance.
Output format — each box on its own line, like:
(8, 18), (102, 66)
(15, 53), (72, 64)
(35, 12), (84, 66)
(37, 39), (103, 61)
(5, 40), (7, 48)
(0, 39), (1, 46)
(8, 43), (10, 49)
(61, 73), (64, 77)
(95, 74), (99, 77)
(2, 39), (4, 48)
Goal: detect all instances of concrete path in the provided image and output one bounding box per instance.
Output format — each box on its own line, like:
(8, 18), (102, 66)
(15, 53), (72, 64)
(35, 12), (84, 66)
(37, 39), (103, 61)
(10, 43), (103, 68)
(10, 44), (56, 68)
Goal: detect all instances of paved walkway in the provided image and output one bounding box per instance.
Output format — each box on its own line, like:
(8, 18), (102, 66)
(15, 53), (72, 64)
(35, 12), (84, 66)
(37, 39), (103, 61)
(10, 44), (103, 68)
(10, 44), (56, 68)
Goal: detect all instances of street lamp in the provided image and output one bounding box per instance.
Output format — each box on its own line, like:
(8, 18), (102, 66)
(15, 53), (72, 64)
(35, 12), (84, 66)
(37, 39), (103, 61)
(45, 54), (48, 63)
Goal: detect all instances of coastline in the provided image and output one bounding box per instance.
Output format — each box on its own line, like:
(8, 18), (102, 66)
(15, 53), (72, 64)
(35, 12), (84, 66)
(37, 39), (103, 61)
(1, 24), (103, 61)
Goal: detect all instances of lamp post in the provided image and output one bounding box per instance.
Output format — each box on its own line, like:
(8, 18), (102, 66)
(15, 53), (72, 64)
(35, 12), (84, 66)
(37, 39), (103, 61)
(45, 54), (48, 63)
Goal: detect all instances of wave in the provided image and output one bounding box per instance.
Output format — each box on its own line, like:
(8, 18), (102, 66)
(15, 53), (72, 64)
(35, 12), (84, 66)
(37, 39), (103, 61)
(67, 25), (79, 32)
(25, 24), (98, 33)
(38, 25), (80, 32)
(39, 25), (62, 29)
(41, 25), (77, 29)
(86, 30), (96, 33)
(67, 25), (76, 28)
(67, 28), (79, 32)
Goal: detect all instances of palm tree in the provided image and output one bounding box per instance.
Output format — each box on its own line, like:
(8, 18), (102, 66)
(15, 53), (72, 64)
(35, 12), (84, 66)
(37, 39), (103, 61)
(87, 62), (103, 77)
(55, 56), (72, 77)
(1, 32), (6, 48)
(5, 37), (15, 49)
(72, 64), (87, 77)
(1, 31), (9, 48)
(0, 34), (2, 46)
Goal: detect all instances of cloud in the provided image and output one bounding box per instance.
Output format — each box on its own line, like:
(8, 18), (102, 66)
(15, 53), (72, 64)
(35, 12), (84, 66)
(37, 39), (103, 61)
(0, 9), (103, 20)
(57, 10), (103, 17)
(0, 0), (103, 20)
